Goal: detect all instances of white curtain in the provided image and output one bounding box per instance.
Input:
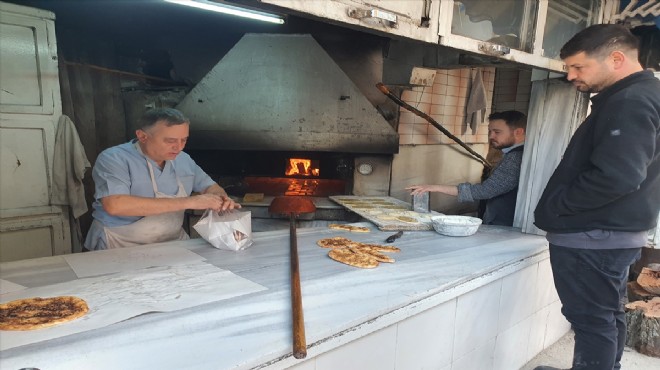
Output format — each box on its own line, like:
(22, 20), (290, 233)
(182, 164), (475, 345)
(514, 78), (589, 235)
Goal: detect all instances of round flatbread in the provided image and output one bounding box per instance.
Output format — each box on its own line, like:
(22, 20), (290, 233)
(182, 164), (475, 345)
(0, 296), (89, 331)
(356, 243), (401, 253)
(328, 247), (379, 269)
(317, 236), (355, 249)
(360, 249), (395, 263)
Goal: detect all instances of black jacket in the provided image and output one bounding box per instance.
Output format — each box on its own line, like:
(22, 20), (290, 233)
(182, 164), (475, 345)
(534, 70), (660, 233)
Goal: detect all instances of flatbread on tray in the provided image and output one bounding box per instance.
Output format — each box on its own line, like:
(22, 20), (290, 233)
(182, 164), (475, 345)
(0, 296), (89, 331)
(328, 224), (370, 233)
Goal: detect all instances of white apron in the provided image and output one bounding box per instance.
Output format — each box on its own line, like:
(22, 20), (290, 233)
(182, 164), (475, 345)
(103, 144), (189, 249)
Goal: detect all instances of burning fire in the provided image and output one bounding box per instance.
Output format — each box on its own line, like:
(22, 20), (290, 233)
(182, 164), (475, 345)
(285, 158), (320, 176)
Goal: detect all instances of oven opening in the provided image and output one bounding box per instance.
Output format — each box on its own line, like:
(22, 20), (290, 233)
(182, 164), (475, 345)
(187, 150), (354, 197)
(285, 158), (320, 177)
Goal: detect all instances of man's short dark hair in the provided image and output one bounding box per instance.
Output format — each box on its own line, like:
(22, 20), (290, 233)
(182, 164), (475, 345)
(138, 108), (189, 130)
(488, 110), (527, 131)
(559, 24), (639, 60)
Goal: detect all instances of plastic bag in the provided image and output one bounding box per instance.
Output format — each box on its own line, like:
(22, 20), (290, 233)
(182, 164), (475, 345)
(193, 210), (253, 251)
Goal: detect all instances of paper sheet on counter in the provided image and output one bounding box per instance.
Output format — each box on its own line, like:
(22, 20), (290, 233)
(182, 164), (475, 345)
(63, 244), (206, 278)
(0, 262), (267, 351)
(0, 279), (26, 295)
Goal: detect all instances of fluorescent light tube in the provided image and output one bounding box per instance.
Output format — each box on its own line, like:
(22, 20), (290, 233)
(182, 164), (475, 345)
(164, 0), (285, 24)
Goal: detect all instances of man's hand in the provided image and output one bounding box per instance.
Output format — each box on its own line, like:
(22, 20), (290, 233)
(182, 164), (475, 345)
(406, 184), (458, 197)
(199, 183), (241, 211)
(188, 193), (241, 212)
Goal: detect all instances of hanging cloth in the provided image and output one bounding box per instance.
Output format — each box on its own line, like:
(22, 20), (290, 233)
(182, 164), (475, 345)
(51, 115), (91, 218)
(465, 68), (488, 134)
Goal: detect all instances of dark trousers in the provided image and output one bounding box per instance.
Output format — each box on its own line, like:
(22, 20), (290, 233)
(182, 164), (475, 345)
(549, 244), (641, 370)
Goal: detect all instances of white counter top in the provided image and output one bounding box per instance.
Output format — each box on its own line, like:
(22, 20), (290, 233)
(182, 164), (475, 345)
(0, 224), (548, 370)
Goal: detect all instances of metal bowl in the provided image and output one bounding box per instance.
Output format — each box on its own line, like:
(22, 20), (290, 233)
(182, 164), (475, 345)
(430, 215), (482, 237)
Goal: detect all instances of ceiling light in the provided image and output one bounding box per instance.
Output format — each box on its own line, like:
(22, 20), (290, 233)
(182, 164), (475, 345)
(164, 0), (285, 24)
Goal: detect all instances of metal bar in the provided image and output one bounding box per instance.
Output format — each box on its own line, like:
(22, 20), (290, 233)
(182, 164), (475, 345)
(62, 60), (181, 84)
(376, 82), (492, 169)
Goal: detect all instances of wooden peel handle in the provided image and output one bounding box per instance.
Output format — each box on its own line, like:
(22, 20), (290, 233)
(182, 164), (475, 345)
(289, 214), (307, 359)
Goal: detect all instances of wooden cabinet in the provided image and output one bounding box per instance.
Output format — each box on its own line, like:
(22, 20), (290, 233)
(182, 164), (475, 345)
(0, 1), (70, 262)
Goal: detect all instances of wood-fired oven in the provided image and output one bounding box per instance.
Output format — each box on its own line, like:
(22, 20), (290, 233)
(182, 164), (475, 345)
(176, 33), (399, 222)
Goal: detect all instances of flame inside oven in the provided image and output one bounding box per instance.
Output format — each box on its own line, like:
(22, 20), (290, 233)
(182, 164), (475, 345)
(285, 158), (320, 177)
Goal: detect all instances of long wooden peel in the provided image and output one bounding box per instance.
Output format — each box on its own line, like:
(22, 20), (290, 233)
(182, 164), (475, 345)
(376, 82), (492, 169)
(268, 196), (317, 359)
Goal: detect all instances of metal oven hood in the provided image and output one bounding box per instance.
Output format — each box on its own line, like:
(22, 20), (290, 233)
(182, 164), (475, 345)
(176, 34), (398, 154)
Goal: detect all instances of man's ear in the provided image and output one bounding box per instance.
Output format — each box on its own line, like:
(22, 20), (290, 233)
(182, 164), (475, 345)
(136, 129), (148, 143)
(610, 50), (626, 69)
(514, 127), (525, 138)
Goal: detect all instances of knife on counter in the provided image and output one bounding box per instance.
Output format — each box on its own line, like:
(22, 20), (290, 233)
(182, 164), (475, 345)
(385, 231), (403, 243)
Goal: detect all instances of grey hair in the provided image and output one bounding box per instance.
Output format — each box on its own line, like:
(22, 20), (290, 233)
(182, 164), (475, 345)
(138, 108), (189, 131)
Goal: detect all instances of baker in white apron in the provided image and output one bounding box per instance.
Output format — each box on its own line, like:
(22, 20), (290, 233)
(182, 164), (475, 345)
(84, 108), (239, 251)
(102, 143), (189, 249)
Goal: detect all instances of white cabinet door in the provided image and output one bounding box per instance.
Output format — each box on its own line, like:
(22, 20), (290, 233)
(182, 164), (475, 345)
(0, 1), (70, 261)
(0, 208), (69, 262)
(0, 125), (52, 209)
(0, 3), (59, 115)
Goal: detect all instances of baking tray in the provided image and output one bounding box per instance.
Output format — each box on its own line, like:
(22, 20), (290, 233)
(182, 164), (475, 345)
(329, 196), (442, 231)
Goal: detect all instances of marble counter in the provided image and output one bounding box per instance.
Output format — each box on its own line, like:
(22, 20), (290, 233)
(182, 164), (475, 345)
(0, 224), (568, 370)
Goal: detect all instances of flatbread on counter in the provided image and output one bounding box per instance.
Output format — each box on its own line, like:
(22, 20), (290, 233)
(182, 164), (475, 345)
(360, 249), (395, 263)
(0, 296), (89, 331)
(318, 236), (400, 268)
(328, 247), (379, 269)
(357, 243), (401, 253)
(317, 236), (356, 249)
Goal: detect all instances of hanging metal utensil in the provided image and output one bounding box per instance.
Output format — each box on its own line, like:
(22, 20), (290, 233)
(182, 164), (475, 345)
(268, 196), (316, 359)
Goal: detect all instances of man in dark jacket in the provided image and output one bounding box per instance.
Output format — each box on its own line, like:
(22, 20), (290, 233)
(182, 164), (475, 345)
(408, 110), (526, 226)
(533, 24), (660, 370)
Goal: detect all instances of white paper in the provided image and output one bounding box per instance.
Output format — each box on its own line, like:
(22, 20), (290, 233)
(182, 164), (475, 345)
(0, 279), (26, 295)
(0, 262), (267, 351)
(194, 210), (253, 251)
(63, 244), (206, 278)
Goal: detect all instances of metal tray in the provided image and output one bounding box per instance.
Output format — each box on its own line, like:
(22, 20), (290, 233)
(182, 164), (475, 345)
(329, 196), (441, 231)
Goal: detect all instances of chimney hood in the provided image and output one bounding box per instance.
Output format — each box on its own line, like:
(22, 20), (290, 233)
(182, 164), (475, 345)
(176, 34), (399, 154)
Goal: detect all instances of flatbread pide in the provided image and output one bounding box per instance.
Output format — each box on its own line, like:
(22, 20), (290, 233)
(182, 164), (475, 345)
(328, 224), (370, 233)
(328, 247), (379, 269)
(0, 296), (89, 331)
(317, 236), (355, 248)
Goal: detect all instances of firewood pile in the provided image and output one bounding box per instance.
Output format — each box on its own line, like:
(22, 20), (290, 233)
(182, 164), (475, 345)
(626, 263), (660, 357)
